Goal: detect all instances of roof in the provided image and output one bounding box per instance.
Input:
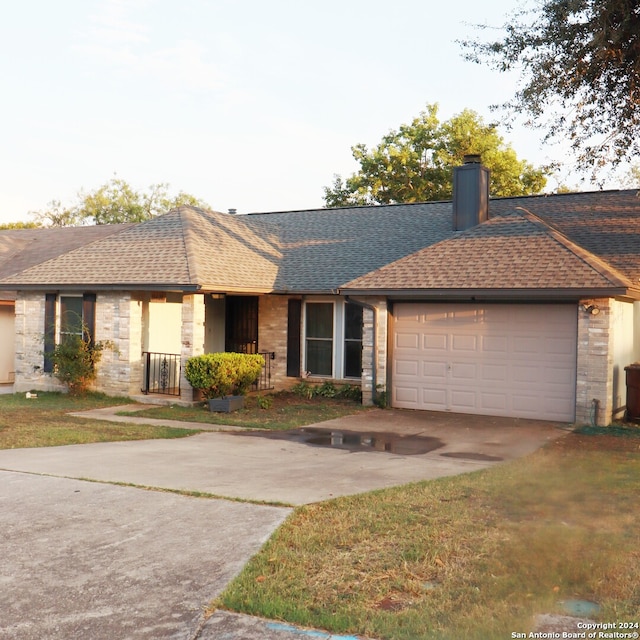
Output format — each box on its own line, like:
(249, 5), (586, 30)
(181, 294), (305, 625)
(0, 189), (639, 299)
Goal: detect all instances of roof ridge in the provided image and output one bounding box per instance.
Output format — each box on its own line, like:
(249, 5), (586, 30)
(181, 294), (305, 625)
(176, 207), (205, 286)
(513, 206), (633, 288)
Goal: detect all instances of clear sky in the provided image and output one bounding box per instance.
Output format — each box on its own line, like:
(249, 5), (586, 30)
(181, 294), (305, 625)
(0, 0), (610, 224)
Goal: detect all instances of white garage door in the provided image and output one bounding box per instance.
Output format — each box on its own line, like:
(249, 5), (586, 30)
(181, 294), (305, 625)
(392, 303), (577, 422)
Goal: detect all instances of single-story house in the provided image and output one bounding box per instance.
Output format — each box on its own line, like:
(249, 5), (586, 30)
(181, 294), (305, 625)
(1, 158), (639, 425)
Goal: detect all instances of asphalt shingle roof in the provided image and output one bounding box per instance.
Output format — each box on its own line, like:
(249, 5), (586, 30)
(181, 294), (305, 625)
(0, 188), (639, 297)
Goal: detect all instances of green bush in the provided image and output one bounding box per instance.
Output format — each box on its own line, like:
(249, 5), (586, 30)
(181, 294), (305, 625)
(49, 335), (114, 396)
(184, 352), (264, 399)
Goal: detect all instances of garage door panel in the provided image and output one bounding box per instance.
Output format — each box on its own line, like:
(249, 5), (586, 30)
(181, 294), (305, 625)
(395, 359), (419, 376)
(479, 392), (509, 412)
(481, 363), (508, 382)
(450, 362), (477, 380)
(423, 333), (448, 350)
(482, 335), (508, 354)
(396, 333), (419, 349)
(392, 303), (577, 421)
(422, 388), (447, 407)
(451, 334), (477, 352)
(421, 360), (447, 380)
(450, 389), (477, 410)
(394, 386), (419, 405)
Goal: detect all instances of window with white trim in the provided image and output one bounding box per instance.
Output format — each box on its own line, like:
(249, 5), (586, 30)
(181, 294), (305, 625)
(303, 300), (362, 378)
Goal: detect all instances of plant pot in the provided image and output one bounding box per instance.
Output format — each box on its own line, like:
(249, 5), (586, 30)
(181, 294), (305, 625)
(208, 395), (245, 413)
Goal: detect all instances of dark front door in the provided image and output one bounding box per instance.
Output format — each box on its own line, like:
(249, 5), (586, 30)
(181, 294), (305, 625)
(225, 296), (258, 353)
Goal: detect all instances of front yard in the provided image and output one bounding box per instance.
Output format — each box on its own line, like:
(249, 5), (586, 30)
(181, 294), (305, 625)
(0, 392), (199, 448)
(2, 391), (639, 638)
(216, 427), (640, 640)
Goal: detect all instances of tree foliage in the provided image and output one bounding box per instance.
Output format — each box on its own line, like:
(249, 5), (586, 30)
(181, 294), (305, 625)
(323, 104), (548, 207)
(30, 177), (210, 226)
(461, 0), (640, 173)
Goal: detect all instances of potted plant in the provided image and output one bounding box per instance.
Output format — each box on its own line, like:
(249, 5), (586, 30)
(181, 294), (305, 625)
(184, 352), (265, 412)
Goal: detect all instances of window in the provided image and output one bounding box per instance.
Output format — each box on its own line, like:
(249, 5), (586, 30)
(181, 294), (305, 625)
(305, 302), (333, 376)
(344, 303), (363, 378)
(303, 300), (363, 378)
(43, 293), (96, 372)
(60, 297), (83, 344)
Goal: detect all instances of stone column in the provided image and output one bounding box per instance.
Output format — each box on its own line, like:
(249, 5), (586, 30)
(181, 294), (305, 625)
(180, 294), (206, 402)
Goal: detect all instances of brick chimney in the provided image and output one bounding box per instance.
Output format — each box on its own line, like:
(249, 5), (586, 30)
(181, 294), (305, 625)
(452, 154), (489, 231)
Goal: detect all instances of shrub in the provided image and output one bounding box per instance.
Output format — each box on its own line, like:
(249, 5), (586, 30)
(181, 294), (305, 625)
(49, 335), (114, 396)
(184, 353), (264, 399)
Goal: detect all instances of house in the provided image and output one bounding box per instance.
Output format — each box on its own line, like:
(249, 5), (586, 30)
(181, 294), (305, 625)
(0, 158), (639, 425)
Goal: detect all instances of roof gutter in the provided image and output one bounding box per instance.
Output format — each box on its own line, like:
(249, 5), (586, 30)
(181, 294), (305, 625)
(339, 287), (639, 301)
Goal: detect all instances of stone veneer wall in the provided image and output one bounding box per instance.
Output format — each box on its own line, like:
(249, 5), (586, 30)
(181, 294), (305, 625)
(357, 297), (388, 407)
(576, 297), (614, 426)
(95, 292), (143, 397)
(13, 292), (62, 392)
(179, 294), (206, 403)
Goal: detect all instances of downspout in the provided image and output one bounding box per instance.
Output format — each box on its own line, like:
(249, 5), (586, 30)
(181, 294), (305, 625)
(345, 296), (378, 406)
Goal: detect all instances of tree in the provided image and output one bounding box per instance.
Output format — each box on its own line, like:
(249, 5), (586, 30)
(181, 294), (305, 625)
(30, 177), (210, 226)
(0, 221), (42, 230)
(461, 0), (640, 174)
(323, 104), (548, 207)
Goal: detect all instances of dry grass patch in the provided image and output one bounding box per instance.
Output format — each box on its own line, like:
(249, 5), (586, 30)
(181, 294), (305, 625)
(0, 392), (198, 449)
(119, 391), (372, 431)
(217, 429), (640, 640)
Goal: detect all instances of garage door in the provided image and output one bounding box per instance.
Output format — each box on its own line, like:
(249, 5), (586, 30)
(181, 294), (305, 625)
(392, 303), (577, 421)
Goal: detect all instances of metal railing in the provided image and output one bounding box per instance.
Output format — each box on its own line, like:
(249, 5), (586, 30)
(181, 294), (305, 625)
(142, 352), (181, 396)
(254, 352), (275, 391)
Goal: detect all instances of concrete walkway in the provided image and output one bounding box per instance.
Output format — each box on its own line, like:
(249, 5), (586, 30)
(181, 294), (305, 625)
(0, 406), (568, 639)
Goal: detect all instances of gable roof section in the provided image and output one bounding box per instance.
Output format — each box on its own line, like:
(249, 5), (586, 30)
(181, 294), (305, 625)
(341, 206), (635, 298)
(0, 224), (132, 280)
(1, 208), (282, 291)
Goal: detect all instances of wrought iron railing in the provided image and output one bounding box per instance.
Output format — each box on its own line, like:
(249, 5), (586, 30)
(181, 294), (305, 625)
(142, 352), (181, 396)
(254, 352), (275, 391)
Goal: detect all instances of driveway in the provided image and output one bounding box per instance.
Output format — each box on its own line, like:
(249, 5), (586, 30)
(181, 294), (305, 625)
(0, 408), (566, 505)
(0, 409), (567, 639)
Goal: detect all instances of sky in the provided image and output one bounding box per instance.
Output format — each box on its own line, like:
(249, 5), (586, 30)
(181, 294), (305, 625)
(0, 0), (617, 225)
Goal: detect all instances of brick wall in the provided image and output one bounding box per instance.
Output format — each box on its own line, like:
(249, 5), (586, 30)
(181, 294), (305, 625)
(258, 294), (294, 390)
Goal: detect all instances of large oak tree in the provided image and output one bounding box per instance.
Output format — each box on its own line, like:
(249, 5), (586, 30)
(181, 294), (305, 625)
(462, 0), (640, 173)
(323, 104), (548, 207)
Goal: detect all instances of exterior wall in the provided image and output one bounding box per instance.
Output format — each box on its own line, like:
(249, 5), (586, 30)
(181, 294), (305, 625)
(14, 292), (65, 393)
(179, 294), (206, 402)
(95, 292), (143, 396)
(610, 299), (638, 420)
(257, 294), (292, 390)
(576, 298), (615, 425)
(352, 297), (388, 406)
(0, 302), (15, 384)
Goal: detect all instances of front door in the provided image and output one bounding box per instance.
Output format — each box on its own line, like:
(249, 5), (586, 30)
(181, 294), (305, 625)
(225, 296), (258, 354)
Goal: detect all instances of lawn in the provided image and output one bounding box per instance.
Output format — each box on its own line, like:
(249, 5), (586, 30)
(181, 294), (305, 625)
(0, 392), (199, 449)
(118, 391), (373, 431)
(216, 426), (640, 640)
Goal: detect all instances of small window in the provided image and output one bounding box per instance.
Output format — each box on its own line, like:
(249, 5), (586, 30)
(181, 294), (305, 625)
(305, 302), (333, 376)
(344, 303), (363, 378)
(60, 297), (83, 344)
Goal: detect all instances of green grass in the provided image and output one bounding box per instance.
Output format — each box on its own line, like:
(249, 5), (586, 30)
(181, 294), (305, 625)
(118, 392), (372, 431)
(216, 432), (640, 639)
(0, 392), (199, 449)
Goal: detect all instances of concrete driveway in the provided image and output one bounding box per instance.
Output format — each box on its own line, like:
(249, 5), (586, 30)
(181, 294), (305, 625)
(0, 409), (567, 639)
(0, 408), (566, 505)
